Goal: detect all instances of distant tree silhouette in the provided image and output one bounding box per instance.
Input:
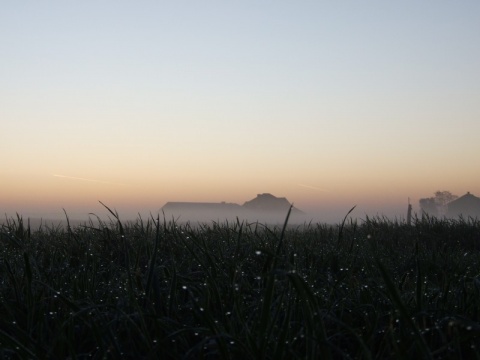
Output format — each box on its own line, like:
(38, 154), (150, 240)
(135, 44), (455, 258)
(419, 197), (437, 216)
(419, 191), (458, 217)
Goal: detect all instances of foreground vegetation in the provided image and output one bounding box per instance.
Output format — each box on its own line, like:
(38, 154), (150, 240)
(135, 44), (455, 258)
(1, 207), (480, 359)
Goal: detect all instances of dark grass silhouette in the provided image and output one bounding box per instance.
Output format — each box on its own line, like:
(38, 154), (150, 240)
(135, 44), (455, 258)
(1, 210), (480, 358)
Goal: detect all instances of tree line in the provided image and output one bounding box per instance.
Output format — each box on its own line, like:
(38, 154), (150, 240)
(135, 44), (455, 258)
(419, 191), (458, 217)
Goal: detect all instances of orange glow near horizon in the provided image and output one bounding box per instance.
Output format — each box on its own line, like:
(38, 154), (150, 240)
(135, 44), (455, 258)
(3, 165), (479, 222)
(2, 2), (480, 223)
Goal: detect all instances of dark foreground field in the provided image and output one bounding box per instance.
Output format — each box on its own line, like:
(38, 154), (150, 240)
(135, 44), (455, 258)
(1, 209), (480, 359)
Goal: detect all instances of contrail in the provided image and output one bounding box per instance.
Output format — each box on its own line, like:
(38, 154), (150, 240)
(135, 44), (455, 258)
(297, 183), (330, 192)
(53, 174), (128, 186)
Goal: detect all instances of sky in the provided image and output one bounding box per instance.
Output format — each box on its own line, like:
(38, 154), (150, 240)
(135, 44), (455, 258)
(1, 1), (480, 223)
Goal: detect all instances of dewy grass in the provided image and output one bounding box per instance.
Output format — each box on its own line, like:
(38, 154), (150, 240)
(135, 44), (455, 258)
(1, 210), (480, 358)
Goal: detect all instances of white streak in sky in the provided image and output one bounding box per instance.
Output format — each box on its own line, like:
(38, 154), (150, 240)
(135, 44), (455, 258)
(297, 183), (330, 192)
(53, 174), (128, 186)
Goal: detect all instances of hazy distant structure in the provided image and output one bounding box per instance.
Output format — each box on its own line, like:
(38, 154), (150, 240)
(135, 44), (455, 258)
(446, 192), (480, 219)
(419, 197), (437, 217)
(243, 193), (304, 214)
(161, 193), (304, 223)
(162, 201), (242, 213)
(419, 191), (458, 218)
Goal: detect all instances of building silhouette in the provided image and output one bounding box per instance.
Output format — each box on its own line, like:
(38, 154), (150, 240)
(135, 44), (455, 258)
(161, 193), (304, 222)
(447, 192), (480, 219)
(243, 193), (304, 214)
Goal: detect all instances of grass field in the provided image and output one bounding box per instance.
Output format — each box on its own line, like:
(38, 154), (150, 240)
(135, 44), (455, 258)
(1, 206), (480, 359)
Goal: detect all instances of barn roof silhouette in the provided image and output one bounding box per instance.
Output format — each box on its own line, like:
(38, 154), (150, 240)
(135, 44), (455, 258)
(447, 192), (480, 218)
(162, 201), (241, 212)
(243, 193), (304, 214)
(161, 193), (304, 220)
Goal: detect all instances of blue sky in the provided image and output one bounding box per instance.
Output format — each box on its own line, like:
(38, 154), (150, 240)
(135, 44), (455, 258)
(1, 1), (480, 222)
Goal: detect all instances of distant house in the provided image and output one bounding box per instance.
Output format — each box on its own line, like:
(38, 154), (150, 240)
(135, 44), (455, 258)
(447, 192), (480, 219)
(161, 193), (304, 222)
(243, 193), (304, 214)
(161, 202), (244, 221)
(162, 201), (242, 213)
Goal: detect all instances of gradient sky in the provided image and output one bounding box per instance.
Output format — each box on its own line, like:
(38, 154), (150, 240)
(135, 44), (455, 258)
(2, 1), (480, 223)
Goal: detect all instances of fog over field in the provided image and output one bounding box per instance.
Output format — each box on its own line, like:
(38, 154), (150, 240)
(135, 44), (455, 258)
(2, 195), (411, 230)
